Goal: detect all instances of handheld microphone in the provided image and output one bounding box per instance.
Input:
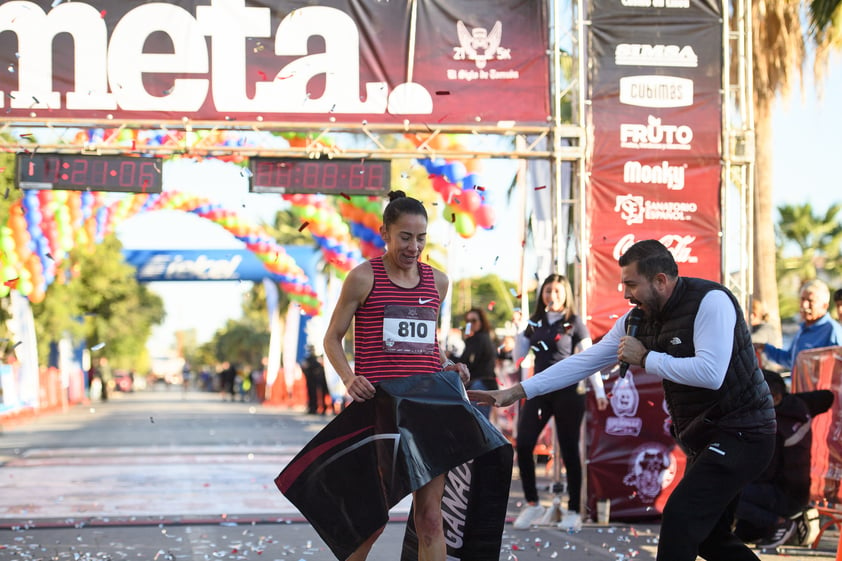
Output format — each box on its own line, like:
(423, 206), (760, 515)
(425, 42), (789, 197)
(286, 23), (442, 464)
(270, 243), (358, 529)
(619, 307), (644, 378)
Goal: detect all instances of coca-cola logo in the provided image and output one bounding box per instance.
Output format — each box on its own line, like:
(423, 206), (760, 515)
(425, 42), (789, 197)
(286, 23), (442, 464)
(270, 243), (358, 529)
(612, 233), (698, 263)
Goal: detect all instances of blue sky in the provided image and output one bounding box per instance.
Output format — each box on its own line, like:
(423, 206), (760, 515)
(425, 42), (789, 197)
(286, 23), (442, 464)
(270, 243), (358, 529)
(770, 52), (842, 211)
(120, 52), (842, 354)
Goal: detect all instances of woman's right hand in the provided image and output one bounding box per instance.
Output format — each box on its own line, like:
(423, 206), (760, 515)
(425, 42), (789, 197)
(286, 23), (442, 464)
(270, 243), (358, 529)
(344, 375), (376, 402)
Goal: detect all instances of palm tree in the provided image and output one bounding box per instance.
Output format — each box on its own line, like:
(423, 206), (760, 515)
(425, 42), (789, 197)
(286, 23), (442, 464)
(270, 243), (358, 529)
(751, 0), (842, 332)
(775, 202), (842, 282)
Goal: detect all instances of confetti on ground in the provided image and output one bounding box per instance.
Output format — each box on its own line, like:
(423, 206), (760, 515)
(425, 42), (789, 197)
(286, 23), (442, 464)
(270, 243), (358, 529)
(298, 221), (310, 232)
(535, 185), (546, 190)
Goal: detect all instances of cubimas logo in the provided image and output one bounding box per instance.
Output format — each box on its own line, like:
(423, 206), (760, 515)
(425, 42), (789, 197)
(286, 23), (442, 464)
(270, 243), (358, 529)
(620, 115), (693, 150)
(619, 75), (694, 108)
(615, 44), (698, 67)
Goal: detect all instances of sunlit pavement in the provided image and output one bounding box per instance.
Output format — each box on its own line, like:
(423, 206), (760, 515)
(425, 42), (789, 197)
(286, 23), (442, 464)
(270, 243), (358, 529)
(0, 389), (837, 560)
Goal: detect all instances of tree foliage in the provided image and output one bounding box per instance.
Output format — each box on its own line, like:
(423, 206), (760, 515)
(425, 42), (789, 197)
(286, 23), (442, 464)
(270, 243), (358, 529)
(774, 202), (842, 319)
(751, 0), (842, 333)
(450, 274), (520, 337)
(31, 234), (165, 370)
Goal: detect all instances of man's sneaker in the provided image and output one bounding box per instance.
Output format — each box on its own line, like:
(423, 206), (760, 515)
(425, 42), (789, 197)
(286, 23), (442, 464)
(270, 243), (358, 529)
(756, 519), (796, 549)
(558, 511), (582, 532)
(513, 504), (546, 529)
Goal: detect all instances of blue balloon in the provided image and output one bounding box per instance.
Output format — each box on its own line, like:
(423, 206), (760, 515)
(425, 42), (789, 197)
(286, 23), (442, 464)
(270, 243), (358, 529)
(462, 173), (478, 190)
(443, 161), (467, 184)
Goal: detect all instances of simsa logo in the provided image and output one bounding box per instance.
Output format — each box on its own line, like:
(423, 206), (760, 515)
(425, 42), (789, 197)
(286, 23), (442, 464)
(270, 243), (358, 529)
(0, 1), (433, 115)
(615, 43), (698, 67)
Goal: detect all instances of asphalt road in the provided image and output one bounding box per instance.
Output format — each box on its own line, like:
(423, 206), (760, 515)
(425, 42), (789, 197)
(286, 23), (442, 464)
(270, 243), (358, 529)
(0, 388), (837, 560)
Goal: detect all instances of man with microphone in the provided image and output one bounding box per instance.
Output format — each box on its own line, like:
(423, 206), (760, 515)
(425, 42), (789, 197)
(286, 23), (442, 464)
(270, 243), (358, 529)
(469, 239), (776, 561)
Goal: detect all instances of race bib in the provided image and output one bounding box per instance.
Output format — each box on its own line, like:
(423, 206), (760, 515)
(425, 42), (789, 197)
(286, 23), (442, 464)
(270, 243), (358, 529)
(382, 305), (437, 354)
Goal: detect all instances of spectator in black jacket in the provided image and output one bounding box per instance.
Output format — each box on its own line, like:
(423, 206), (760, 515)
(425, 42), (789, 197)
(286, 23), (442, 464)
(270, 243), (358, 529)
(457, 307), (499, 418)
(735, 370), (832, 547)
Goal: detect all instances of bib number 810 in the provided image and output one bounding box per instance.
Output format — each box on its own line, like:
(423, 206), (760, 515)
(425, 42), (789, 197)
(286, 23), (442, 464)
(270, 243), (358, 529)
(398, 321), (428, 339)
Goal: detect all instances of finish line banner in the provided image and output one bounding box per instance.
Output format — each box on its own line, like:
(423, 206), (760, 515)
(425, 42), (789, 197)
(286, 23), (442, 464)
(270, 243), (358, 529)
(585, 0), (724, 337)
(0, 0), (549, 126)
(275, 371), (512, 561)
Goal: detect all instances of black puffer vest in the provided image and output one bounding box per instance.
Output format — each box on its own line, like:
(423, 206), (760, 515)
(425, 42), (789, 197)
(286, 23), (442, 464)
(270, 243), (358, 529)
(633, 277), (775, 455)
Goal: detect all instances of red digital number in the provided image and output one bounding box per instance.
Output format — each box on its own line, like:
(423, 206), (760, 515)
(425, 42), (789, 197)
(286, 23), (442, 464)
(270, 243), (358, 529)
(139, 161), (157, 190)
(118, 162), (137, 187)
(70, 158), (89, 184)
(42, 157), (61, 182)
(90, 159), (108, 186)
(322, 163), (338, 189)
(368, 165), (384, 189)
(349, 163), (364, 190)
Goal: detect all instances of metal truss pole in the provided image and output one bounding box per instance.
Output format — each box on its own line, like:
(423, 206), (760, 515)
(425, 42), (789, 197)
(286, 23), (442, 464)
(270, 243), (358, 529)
(721, 0), (755, 314)
(574, 0), (589, 319)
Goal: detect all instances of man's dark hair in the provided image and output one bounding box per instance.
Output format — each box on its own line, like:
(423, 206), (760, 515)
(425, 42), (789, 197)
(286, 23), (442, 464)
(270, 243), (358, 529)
(762, 369), (787, 398)
(834, 288), (842, 303)
(617, 239), (679, 280)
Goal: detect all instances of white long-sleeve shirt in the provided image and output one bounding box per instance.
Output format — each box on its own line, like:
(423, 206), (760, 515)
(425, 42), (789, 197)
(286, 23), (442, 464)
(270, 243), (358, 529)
(521, 290), (737, 399)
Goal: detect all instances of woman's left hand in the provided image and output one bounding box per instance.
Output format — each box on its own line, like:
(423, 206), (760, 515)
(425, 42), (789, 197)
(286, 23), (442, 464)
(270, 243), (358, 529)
(444, 361), (470, 385)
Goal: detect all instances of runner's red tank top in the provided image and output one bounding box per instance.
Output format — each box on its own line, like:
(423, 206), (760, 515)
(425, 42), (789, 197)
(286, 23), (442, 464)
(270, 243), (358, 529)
(353, 257), (442, 383)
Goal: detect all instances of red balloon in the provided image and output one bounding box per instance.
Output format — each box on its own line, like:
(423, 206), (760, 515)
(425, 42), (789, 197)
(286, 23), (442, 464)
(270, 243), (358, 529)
(431, 175), (451, 195)
(475, 204), (496, 229)
(459, 189), (482, 213)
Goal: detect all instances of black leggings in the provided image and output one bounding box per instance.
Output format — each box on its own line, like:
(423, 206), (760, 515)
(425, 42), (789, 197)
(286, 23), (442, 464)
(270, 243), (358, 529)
(516, 388), (585, 510)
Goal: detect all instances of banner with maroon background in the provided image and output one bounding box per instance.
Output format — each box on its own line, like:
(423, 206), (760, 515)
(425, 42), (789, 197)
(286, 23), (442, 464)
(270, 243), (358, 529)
(585, 0), (724, 338)
(0, 0), (549, 125)
(792, 346), (842, 507)
(585, 365), (686, 521)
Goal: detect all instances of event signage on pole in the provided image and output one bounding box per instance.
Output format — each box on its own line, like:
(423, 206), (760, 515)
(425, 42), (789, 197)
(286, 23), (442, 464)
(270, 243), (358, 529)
(0, 0), (550, 126)
(584, 0), (723, 520)
(585, 0), (724, 339)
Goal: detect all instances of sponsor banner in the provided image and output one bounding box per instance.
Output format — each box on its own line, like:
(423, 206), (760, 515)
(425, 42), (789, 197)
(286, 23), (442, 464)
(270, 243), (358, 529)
(585, 229), (721, 337)
(585, 367), (687, 521)
(591, 0), (722, 22)
(0, 0), (549, 125)
(275, 371), (511, 561)
(586, 0), (723, 339)
(122, 249), (268, 281)
(589, 166), (721, 227)
(792, 347), (842, 506)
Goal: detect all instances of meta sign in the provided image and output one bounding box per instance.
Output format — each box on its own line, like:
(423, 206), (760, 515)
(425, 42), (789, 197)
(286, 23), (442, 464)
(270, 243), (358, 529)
(0, 0), (550, 125)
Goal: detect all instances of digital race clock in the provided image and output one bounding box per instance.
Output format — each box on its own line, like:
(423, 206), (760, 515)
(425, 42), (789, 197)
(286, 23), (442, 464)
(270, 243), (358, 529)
(249, 157), (391, 195)
(16, 153), (163, 194)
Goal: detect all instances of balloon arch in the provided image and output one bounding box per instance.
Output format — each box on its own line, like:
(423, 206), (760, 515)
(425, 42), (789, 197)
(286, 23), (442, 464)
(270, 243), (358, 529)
(0, 135), (497, 312)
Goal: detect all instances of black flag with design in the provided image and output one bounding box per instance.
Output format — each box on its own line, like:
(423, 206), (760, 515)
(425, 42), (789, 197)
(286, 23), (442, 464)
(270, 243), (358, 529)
(275, 371), (512, 560)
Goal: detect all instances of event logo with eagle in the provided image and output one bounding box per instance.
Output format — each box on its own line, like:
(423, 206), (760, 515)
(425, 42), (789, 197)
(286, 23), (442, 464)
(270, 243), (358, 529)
(452, 21), (510, 69)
